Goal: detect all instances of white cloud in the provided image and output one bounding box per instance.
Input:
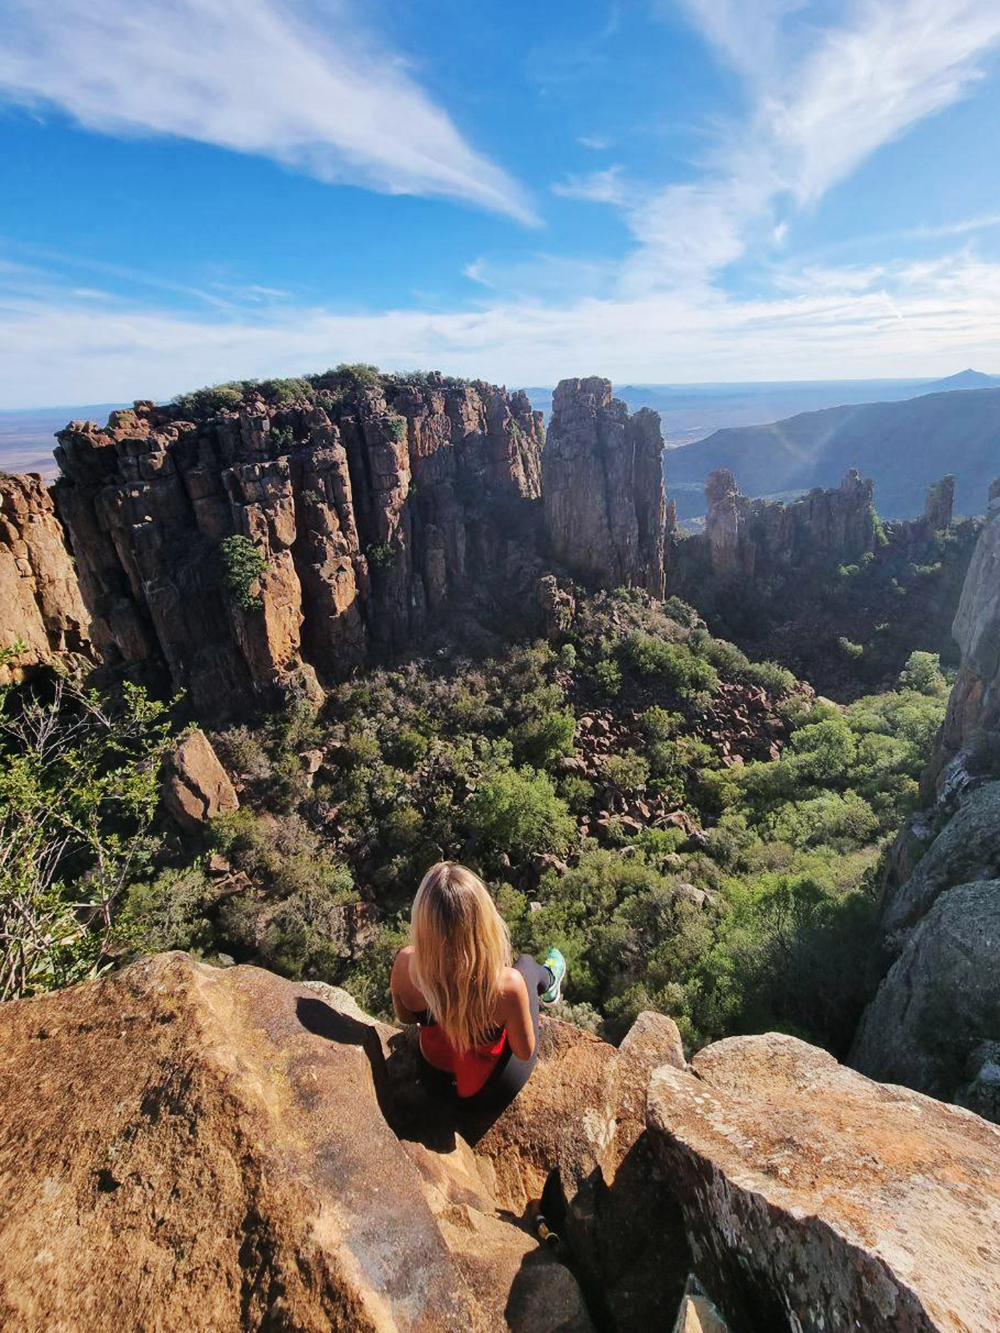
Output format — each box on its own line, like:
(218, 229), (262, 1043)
(4, 249), (1000, 406)
(578, 135), (612, 150)
(0, 0), (535, 223)
(623, 1), (1000, 287)
(552, 166), (630, 206)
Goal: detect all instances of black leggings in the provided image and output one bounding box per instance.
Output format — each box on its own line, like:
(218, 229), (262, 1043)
(418, 954), (552, 1112)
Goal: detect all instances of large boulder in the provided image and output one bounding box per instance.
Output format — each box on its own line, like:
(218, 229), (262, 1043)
(852, 879), (1000, 1101)
(878, 782), (1000, 939)
(0, 953), (592, 1332)
(647, 1033), (1000, 1333)
(162, 728), (239, 831)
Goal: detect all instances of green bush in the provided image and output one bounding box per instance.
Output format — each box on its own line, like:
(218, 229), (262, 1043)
(220, 535), (268, 611)
(898, 651), (947, 697)
(124, 865), (215, 954)
(367, 541), (395, 572)
(641, 706), (681, 740)
(593, 659), (623, 696)
(512, 710), (576, 768)
(602, 750), (650, 794)
(624, 635), (719, 698)
(469, 766), (575, 861)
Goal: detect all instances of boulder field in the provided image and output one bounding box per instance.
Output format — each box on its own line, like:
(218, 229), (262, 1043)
(3, 953), (999, 1332)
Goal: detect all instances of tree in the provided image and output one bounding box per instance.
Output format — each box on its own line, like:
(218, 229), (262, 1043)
(0, 677), (174, 1000)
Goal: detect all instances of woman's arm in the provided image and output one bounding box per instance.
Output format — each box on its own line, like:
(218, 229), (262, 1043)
(390, 945), (424, 1024)
(500, 968), (535, 1061)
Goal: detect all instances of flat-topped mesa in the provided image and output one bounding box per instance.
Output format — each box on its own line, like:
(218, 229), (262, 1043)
(543, 377), (667, 597)
(53, 375), (544, 715)
(0, 473), (94, 683)
(702, 467), (877, 577)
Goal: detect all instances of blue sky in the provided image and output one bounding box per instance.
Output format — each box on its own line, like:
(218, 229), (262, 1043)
(3, 0), (1000, 405)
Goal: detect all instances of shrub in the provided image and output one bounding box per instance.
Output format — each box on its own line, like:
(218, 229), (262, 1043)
(220, 535), (268, 611)
(385, 414), (407, 442)
(468, 766), (575, 861)
(624, 635), (719, 697)
(172, 381), (247, 416)
(898, 651), (947, 698)
(602, 750), (650, 794)
(211, 725), (271, 780)
(560, 774), (595, 813)
(367, 541), (395, 572)
(391, 729), (429, 768)
(641, 706), (681, 740)
(593, 659), (623, 696)
(512, 710), (576, 767)
(124, 865), (214, 954)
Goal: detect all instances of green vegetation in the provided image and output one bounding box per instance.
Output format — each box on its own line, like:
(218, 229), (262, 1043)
(171, 590), (944, 1058)
(0, 676), (175, 1000)
(366, 541), (395, 572)
(220, 534), (268, 611)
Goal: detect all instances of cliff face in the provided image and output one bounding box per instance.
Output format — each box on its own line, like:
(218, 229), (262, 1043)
(544, 378), (666, 597)
(851, 481), (1000, 1117)
(701, 467), (877, 577)
(53, 378), (545, 714)
(0, 473), (93, 683)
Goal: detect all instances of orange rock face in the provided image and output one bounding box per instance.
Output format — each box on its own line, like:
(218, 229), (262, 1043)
(648, 1033), (1000, 1333)
(0, 473), (93, 681)
(53, 380), (546, 716)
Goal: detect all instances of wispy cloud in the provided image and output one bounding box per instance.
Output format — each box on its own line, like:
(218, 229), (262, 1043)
(578, 135), (612, 150)
(4, 248), (1000, 406)
(623, 0), (1000, 286)
(552, 165), (630, 205)
(0, 0), (535, 223)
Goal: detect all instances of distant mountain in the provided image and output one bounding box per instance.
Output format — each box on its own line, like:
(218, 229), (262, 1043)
(665, 387), (1000, 521)
(920, 369), (1000, 393)
(521, 378), (933, 448)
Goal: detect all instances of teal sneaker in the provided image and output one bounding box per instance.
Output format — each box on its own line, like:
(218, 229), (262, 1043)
(540, 947), (567, 1005)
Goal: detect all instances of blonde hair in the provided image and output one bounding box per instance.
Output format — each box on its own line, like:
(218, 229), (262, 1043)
(410, 862), (512, 1054)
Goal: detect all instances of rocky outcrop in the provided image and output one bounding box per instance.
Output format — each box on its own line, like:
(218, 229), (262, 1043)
(701, 467), (876, 577)
(0, 473), (93, 682)
(162, 728), (239, 831)
(853, 879), (1000, 1101)
(6, 954), (1000, 1332)
(924, 479), (1000, 784)
(543, 379), (666, 597)
(648, 1033), (1000, 1333)
(0, 951), (692, 1332)
(53, 378), (545, 715)
(851, 485), (1000, 1110)
(924, 474), (955, 530)
(0, 952), (591, 1333)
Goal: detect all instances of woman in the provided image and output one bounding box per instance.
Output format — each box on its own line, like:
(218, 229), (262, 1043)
(391, 862), (566, 1106)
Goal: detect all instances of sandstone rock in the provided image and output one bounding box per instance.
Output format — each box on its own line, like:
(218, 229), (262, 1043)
(162, 728), (239, 831)
(672, 1278), (731, 1333)
(0, 473), (93, 682)
(648, 1032), (1000, 1333)
(55, 381), (546, 716)
(927, 498), (1000, 782)
(852, 878), (1000, 1104)
(700, 467), (877, 580)
(879, 781), (1000, 938)
(0, 953), (591, 1333)
(543, 379), (666, 597)
(924, 474), (955, 530)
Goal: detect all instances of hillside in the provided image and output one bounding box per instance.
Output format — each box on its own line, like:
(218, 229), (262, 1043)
(666, 387), (1000, 520)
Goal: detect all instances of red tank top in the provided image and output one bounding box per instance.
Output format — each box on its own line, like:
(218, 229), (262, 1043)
(418, 1018), (508, 1097)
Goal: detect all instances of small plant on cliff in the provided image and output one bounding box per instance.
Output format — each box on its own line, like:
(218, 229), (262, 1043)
(220, 535), (268, 611)
(366, 541), (395, 572)
(172, 381), (247, 416)
(385, 414), (407, 443)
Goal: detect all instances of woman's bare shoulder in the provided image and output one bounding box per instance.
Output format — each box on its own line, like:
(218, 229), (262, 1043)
(392, 946), (425, 1007)
(499, 965), (529, 1002)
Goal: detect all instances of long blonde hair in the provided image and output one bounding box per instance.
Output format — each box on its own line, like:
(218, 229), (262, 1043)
(410, 862), (512, 1054)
